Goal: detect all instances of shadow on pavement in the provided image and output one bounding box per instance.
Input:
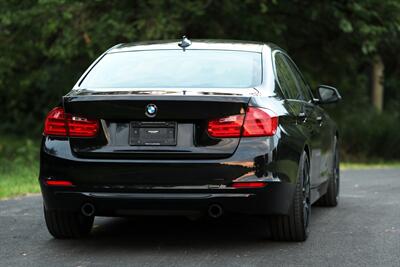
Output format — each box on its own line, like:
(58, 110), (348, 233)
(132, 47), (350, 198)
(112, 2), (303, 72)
(44, 207), (328, 251)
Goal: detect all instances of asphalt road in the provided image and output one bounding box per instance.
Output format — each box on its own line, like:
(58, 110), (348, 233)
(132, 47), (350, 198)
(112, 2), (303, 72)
(1, 169), (400, 267)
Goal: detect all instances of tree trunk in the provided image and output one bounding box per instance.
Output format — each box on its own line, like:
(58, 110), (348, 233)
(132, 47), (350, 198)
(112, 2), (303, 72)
(371, 55), (384, 113)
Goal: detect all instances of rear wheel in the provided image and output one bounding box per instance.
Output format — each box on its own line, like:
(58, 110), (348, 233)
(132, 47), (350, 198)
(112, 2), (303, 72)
(43, 207), (94, 239)
(317, 136), (340, 207)
(268, 151), (311, 242)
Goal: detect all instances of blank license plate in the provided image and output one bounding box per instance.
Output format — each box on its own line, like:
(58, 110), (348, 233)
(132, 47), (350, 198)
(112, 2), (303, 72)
(129, 121), (177, 146)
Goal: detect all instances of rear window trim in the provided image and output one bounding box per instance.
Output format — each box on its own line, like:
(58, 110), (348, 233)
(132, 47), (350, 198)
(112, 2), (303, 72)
(107, 48), (263, 54)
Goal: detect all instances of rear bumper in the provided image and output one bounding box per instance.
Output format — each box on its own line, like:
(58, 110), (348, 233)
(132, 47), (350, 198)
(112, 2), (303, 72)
(40, 183), (295, 216)
(39, 136), (299, 216)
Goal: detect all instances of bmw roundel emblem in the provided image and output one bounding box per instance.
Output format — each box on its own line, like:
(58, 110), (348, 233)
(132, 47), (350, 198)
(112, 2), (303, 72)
(145, 104), (157, 117)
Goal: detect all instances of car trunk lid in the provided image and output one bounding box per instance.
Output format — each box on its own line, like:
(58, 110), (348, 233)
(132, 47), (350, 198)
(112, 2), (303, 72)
(63, 89), (254, 159)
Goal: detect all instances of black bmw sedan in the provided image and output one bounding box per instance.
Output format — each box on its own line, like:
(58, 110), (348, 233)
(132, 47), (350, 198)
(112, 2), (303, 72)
(40, 39), (341, 241)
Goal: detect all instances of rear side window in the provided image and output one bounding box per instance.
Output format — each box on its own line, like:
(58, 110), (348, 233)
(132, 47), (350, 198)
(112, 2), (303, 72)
(274, 53), (301, 99)
(80, 50), (262, 88)
(284, 56), (313, 101)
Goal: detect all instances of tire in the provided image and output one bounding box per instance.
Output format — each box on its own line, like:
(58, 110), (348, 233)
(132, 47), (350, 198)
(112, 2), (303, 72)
(268, 151), (311, 242)
(317, 136), (340, 207)
(43, 206), (94, 239)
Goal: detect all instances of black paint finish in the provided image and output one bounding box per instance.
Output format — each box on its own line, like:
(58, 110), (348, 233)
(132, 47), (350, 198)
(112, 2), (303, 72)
(40, 40), (339, 218)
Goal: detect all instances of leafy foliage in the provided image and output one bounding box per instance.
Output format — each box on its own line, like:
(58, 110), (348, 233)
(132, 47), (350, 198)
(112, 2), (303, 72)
(0, 0), (399, 159)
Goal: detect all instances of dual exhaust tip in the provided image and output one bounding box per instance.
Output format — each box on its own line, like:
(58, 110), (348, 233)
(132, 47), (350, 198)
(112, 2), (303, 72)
(81, 203), (95, 217)
(81, 202), (223, 219)
(208, 204), (223, 219)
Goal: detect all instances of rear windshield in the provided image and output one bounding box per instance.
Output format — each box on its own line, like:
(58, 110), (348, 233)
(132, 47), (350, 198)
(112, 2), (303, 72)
(80, 50), (262, 88)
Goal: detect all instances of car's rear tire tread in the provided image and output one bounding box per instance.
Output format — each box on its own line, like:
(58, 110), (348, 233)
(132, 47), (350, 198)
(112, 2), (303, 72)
(282, 216), (290, 240)
(317, 176), (338, 206)
(268, 152), (309, 242)
(317, 137), (339, 207)
(44, 207), (94, 239)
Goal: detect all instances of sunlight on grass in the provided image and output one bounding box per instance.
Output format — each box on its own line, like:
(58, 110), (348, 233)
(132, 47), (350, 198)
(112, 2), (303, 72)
(341, 162), (400, 170)
(0, 165), (40, 199)
(0, 136), (40, 199)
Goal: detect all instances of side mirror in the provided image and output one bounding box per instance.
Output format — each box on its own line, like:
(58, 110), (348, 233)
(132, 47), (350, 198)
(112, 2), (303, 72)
(316, 85), (342, 104)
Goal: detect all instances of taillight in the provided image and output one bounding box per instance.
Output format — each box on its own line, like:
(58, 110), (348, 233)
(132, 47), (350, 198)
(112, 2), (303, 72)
(43, 107), (99, 137)
(44, 107), (68, 136)
(207, 114), (245, 138)
(207, 107), (278, 138)
(242, 107), (278, 137)
(68, 116), (100, 137)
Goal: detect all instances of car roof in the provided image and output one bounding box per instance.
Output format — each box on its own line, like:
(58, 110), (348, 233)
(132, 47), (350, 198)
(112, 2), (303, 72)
(108, 39), (276, 53)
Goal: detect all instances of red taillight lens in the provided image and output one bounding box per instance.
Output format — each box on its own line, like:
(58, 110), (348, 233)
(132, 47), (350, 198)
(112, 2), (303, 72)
(231, 182), (267, 188)
(207, 107), (278, 138)
(44, 107), (68, 136)
(68, 116), (99, 137)
(242, 107), (278, 137)
(44, 107), (99, 137)
(207, 114), (245, 138)
(45, 180), (74, 187)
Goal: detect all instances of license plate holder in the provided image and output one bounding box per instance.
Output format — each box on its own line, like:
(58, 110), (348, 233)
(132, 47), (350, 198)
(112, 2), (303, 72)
(129, 121), (177, 146)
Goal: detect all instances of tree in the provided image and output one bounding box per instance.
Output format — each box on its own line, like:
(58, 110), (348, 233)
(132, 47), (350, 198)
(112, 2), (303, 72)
(0, 0), (400, 151)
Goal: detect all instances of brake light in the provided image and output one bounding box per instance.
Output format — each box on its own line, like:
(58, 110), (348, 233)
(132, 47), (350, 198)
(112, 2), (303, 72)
(207, 107), (278, 138)
(45, 180), (74, 187)
(43, 107), (99, 137)
(207, 114), (245, 138)
(44, 107), (68, 136)
(242, 107), (278, 137)
(231, 182), (267, 188)
(68, 116), (100, 137)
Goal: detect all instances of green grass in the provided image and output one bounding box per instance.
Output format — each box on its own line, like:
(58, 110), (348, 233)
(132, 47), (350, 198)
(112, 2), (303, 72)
(341, 162), (400, 170)
(0, 135), (399, 199)
(0, 136), (40, 199)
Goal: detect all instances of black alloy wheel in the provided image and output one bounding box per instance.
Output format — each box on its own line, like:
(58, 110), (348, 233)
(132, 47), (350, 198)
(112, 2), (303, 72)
(268, 151), (311, 241)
